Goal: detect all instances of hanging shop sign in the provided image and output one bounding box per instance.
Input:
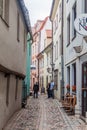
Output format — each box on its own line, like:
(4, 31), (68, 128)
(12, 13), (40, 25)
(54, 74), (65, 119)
(30, 64), (36, 70)
(74, 14), (87, 36)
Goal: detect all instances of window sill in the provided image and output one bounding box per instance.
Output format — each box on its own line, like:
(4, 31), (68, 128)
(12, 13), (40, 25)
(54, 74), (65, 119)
(71, 35), (76, 41)
(66, 42), (70, 47)
(0, 16), (9, 28)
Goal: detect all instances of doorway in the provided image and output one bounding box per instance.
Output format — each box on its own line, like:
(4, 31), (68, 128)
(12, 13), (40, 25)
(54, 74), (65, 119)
(82, 62), (87, 117)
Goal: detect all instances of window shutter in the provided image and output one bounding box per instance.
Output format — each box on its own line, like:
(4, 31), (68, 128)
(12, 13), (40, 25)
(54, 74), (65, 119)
(0, 0), (3, 17)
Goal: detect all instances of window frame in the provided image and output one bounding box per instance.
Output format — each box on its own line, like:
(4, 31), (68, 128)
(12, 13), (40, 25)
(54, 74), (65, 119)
(0, 0), (9, 27)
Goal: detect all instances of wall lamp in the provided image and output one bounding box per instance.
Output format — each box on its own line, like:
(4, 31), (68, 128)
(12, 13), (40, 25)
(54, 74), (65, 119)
(73, 45), (82, 53)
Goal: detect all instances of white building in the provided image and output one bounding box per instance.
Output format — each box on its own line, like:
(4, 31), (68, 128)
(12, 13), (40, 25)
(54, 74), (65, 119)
(64, 0), (87, 121)
(50, 0), (64, 100)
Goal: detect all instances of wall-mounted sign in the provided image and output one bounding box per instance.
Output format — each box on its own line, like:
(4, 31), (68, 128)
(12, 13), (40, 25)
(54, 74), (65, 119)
(30, 65), (36, 70)
(74, 14), (87, 36)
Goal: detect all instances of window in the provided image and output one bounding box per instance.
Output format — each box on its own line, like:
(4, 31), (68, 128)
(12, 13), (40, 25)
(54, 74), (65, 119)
(54, 70), (58, 90)
(35, 60), (36, 67)
(24, 29), (26, 51)
(54, 46), (56, 61)
(84, 0), (87, 13)
(0, 0), (9, 25)
(17, 12), (20, 42)
(53, 20), (56, 34)
(67, 66), (70, 85)
(66, 0), (69, 3)
(44, 39), (46, 48)
(67, 14), (70, 45)
(72, 2), (76, 39)
(47, 53), (48, 66)
(15, 77), (18, 100)
(56, 14), (58, 29)
(59, 35), (62, 55)
(59, 3), (62, 22)
(56, 41), (58, 59)
(72, 63), (76, 85)
(6, 75), (10, 106)
(0, 0), (3, 17)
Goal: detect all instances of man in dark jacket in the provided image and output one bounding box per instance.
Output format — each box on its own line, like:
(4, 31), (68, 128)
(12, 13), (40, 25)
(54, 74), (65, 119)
(33, 82), (39, 98)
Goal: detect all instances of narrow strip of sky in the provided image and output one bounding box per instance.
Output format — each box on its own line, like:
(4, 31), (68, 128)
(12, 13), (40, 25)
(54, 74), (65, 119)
(24, 0), (52, 27)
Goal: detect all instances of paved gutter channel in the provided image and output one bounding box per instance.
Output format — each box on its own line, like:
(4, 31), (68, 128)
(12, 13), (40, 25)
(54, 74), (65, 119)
(54, 99), (86, 130)
(54, 99), (74, 130)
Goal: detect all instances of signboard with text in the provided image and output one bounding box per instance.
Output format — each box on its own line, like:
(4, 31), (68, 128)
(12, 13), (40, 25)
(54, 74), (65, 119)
(74, 14), (87, 36)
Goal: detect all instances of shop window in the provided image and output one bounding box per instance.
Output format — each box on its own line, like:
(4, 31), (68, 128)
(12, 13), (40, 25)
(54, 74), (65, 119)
(67, 66), (70, 84)
(72, 63), (76, 85)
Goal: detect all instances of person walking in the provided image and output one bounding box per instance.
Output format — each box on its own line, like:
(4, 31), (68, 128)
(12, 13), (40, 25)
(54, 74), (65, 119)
(33, 82), (39, 98)
(50, 80), (55, 99)
(46, 83), (51, 98)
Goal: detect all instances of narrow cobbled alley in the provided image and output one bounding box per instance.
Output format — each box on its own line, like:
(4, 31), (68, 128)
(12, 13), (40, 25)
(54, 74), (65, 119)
(4, 95), (87, 130)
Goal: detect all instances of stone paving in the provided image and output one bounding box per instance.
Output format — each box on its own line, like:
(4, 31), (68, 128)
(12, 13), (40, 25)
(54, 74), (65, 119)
(3, 94), (87, 130)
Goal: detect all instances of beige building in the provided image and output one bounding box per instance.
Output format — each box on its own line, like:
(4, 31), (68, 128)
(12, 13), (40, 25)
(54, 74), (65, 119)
(50, 0), (64, 100)
(37, 17), (52, 92)
(43, 30), (52, 89)
(0, 0), (31, 129)
(31, 20), (43, 90)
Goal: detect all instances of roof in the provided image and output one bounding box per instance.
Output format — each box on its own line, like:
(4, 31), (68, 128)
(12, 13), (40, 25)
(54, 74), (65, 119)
(33, 16), (49, 36)
(50, 0), (59, 21)
(17, 0), (32, 38)
(46, 30), (52, 38)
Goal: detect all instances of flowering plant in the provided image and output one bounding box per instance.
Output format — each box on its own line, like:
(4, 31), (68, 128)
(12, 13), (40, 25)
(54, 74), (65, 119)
(72, 85), (76, 91)
(66, 84), (70, 89)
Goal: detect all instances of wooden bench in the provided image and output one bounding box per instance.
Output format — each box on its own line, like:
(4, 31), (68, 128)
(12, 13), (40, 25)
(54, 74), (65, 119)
(64, 95), (76, 115)
(61, 95), (76, 115)
(62, 95), (73, 107)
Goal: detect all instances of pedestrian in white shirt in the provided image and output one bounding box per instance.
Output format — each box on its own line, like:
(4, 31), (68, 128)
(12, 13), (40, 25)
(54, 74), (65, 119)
(50, 80), (54, 99)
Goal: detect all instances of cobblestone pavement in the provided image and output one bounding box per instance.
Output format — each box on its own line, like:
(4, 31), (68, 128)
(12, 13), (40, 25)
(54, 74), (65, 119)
(4, 95), (87, 130)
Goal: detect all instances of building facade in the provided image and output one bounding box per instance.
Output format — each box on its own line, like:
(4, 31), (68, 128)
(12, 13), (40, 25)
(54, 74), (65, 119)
(31, 20), (43, 90)
(43, 30), (52, 90)
(50, 0), (64, 100)
(37, 17), (52, 92)
(24, 33), (32, 97)
(0, 0), (31, 129)
(64, 0), (87, 121)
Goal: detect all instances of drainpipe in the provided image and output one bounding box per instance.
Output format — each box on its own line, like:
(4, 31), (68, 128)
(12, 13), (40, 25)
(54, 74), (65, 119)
(61, 0), (64, 99)
(38, 58), (39, 87)
(51, 21), (54, 81)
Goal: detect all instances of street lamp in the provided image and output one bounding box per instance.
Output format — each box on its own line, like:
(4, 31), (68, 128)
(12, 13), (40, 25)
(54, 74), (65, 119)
(73, 45), (83, 53)
(47, 63), (55, 80)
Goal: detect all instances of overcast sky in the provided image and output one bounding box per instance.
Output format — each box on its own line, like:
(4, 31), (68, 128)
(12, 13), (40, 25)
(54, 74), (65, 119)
(24, 0), (52, 27)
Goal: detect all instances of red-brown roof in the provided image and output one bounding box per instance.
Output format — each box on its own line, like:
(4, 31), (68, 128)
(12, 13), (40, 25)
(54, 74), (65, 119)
(33, 16), (49, 36)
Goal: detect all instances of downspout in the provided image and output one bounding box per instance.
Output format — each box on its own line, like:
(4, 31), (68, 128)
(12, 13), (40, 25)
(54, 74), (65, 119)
(52, 21), (54, 81)
(61, 0), (64, 99)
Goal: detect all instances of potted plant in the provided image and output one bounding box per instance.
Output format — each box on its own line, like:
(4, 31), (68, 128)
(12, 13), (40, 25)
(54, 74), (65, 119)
(72, 85), (76, 92)
(66, 84), (70, 91)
